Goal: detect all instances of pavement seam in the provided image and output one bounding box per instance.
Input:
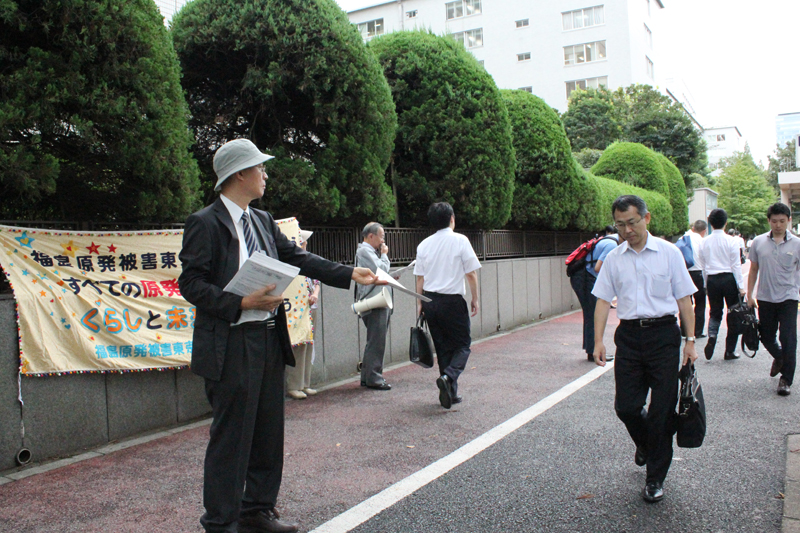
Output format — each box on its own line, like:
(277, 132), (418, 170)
(785, 434), (800, 531)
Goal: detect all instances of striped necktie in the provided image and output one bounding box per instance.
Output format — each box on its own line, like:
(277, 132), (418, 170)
(240, 212), (261, 257)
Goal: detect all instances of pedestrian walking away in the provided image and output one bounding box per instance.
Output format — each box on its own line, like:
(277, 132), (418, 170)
(569, 225), (619, 362)
(592, 195), (698, 504)
(355, 222), (393, 391)
(746, 202), (800, 396)
(415, 202), (481, 409)
(178, 138), (382, 533)
(683, 220), (707, 338)
(699, 208), (745, 361)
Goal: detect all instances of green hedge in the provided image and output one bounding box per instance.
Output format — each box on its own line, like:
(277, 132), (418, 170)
(655, 153), (688, 234)
(591, 142), (670, 198)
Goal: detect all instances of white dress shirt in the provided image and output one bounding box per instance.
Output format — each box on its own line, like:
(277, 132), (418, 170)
(699, 229), (743, 289)
(592, 233), (696, 320)
(220, 194), (274, 324)
(414, 228), (481, 295)
(684, 230), (704, 272)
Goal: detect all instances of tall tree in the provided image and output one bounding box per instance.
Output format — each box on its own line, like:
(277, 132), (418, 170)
(0, 0), (201, 221)
(716, 151), (774, 236)
(172, 0), (397, 225)
(767, 140), (798, 196)
(369, 31), (515, 229)
(562, 87), (621, 151)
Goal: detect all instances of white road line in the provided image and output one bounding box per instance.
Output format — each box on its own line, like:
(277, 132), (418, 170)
(309, 361), (614, 533)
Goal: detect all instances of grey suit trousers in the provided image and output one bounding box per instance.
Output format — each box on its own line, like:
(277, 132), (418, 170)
(361, 307), (390, 385)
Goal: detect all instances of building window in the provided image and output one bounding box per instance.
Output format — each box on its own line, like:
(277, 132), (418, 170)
(516, 19), (529, 28)
(451, 28), (483, 49)
(517, 52), (531, 62)
(562, 5), (604, 31)
(717, 134), (726, 142)
(357, 18), (384, 39)
(646, 56), (654, 79)
(644, 24), (652, 48)
(519, 86), (533, 93)
(564, 41), (606, 65)
(446, 0), (481, 20)
(406, 10), (418, 18)
(565, 76), (608, 99)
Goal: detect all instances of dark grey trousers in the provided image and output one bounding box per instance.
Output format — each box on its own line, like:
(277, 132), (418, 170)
(361, 307), (390, 386)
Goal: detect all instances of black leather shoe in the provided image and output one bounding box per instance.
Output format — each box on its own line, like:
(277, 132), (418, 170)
(771, 357), (784, 378)
(436, 375), (453, 409)
(642, 481), (664, 503)
(239, 509), (299, 533)
(452, 395), (463, 404)
(365, 382), (391, 391)
(634, 445), (647, 467)
(587, 352), (595, 362)
(724, 351), (740, 360)
(779, 378), (791, 396)
(704, 336), (716, 360)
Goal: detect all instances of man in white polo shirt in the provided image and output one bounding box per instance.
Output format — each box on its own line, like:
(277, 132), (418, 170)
(746, 202), (800, 396)
(415, 202), (481, 409)
(593, 195), (697, 504)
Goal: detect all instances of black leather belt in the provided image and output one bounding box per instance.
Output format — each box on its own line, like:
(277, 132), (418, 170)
(619, 316), (676, 328)
(236, 318), (276, 329)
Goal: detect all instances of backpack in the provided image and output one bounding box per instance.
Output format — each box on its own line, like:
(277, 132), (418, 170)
(675, 234), (695, 269)
(565, 236), (613, 278)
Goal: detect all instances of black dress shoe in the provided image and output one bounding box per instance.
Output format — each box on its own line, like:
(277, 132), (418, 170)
(723, 351), (740, 360)
(771, 357), (784, 377)
(452, 395), (463, 404)
(587, 352), (595, 362)
(436, 375), (453, 409)
(634, 445), (647, 467)
(704, 336), (716, 360)
(778, 378), (791, 396)
(642, 481), (664, 503)
(365, 382), (391, 391)
(239, 508), (299, 533)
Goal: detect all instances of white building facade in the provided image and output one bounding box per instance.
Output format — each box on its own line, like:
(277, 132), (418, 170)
(347, 0), (664, 112)
(704, 126), (743, 167)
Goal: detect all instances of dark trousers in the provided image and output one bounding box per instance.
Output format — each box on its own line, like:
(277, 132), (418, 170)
(689, 270), (706, 336)
(570, 269), (597, 355)
(758, 299), (799, 385)
(614, 322), (681, 484)
(706, 272), (740, 353)
(422, 293), (472, 396)
(201, 322), (285, 533)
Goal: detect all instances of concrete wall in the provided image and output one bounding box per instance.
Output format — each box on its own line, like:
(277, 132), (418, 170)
(0, 256), (575, 471)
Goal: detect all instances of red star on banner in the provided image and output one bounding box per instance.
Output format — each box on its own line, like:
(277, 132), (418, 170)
(87, 242), (100, 254)
(108, 244), (117, 253)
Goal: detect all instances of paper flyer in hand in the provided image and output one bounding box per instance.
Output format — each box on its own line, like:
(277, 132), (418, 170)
(376, 268), (431, 302)
(223, 252), (300, 297)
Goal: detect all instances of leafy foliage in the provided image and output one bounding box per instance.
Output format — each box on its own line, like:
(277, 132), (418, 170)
(368, 31), (515, 229)
(501, 89), (592, 229)
(767, 140), (798, 196)
(716, 151), (774, 236)
(562, 87), (621, 151)
(172, 0), (396, 224)
(591, 142), (670, 198)
(573, 148), (604, 169)
(0, 0), (201, 221)
(655, 153), (689, 233)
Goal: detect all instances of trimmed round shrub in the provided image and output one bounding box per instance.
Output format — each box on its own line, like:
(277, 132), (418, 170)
(655, 153), (688, 234)
(501, 89), (591, 229)
(591, 142), (670, 198)
(172, 0), (396, 224)
(369, 31), (515, 229)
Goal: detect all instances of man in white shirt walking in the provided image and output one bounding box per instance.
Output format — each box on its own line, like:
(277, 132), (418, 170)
(593, 195), (697, 504)
(746, 203), (800, 396)
(415, 202), (481, 409)
(684, 220), (707, 337)
(699, 208), (745, 361)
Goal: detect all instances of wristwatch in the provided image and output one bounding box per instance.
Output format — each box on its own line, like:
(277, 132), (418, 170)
(685, 336), (696, 343)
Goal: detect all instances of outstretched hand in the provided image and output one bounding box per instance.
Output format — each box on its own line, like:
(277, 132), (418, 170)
(352, 267), (387, 286)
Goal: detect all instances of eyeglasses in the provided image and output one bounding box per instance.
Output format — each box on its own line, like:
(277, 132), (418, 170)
(614, 217), (643, 230)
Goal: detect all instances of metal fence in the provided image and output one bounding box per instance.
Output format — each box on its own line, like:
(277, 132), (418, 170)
(0, 220), (594, 292)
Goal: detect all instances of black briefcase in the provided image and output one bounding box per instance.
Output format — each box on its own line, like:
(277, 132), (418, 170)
(409, 313), (434, 368)
(676, 364), (706, 448)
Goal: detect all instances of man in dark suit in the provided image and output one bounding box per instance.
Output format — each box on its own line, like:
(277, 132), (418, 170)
(179, 139), (381, 533)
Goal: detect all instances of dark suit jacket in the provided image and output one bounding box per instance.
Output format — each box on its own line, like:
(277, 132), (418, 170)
(178, 198), (353, 381)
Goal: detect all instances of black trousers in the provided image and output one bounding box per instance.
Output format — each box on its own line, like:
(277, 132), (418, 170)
(758, 299), (799, 385)
(201, 322), (285, 533)
(422, 292), (472, 396)
(570, 269), (597, 355)
(614, 322), (681, 484)
(706, 272), (740, 353)
(689, 270), (706, 336)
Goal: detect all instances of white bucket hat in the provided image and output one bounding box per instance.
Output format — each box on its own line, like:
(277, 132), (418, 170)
(213, 139), (275, 192)
(299, 229), (313, 244)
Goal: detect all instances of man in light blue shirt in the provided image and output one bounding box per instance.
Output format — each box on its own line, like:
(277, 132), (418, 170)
(593, 195), (697, 504)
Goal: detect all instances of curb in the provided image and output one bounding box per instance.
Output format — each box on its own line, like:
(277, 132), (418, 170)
(785, 434), (800, 532)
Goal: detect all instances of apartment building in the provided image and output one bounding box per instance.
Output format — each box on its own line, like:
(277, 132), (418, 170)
(347, 0), (665, 112)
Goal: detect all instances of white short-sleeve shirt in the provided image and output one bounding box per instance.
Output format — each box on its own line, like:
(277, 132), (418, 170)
(414, 228), (481, 296)
(592, 233), (696, 320)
